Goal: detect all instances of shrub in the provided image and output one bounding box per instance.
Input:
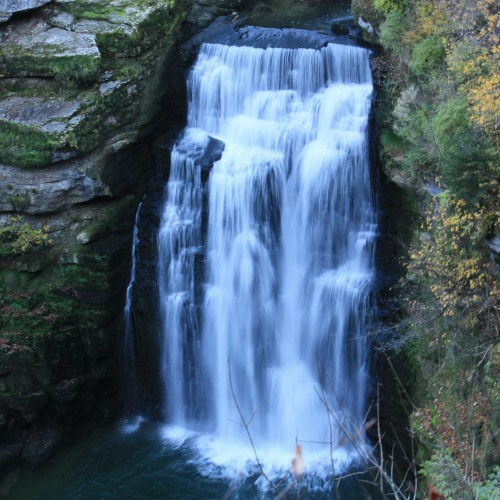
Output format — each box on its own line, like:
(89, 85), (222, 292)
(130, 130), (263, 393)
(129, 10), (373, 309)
(374, 0), (406, 14)
(433, 98), (497, 203)
(410, 35), (445, 75)
(0, 219), (53, 256)
(379, 11), (407, 54)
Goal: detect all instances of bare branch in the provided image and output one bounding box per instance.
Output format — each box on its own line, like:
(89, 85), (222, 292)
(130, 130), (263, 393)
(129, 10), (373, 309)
(227, 357), (279, 493)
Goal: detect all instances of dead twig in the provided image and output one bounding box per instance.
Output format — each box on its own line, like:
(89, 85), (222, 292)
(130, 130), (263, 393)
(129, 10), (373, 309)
(227, 357), (279, 493)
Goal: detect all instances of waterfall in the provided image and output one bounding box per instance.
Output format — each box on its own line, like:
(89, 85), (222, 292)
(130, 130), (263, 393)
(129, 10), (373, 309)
(124, 201), (143, 411)
(157, 41), (375, 467)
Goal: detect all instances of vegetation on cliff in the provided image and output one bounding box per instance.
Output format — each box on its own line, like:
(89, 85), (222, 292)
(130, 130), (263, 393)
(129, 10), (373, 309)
(354, 0), (499, 496)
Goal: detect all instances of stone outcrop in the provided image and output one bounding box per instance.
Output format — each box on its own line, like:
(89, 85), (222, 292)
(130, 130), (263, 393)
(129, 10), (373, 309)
(0, 0), (52, 23)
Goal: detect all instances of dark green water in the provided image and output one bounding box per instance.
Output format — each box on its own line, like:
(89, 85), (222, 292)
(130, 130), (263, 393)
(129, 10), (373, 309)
(2, 420), (385, 499)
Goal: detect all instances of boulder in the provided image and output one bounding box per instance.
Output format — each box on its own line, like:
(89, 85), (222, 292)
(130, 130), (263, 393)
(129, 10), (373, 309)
(49, 377), (85, 404)
(331, 21), (350, 36)
(0, 0), (52, 24)
(21, 428), (61, 466)
(0, 442), (24, 469)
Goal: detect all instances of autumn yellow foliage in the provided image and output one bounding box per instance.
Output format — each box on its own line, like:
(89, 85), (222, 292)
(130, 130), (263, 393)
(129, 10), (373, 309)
(371, 0), (500, 493)
(445, 0), (500, 138)
(0, 217), (53, 256)
(409, 195), (498, 333)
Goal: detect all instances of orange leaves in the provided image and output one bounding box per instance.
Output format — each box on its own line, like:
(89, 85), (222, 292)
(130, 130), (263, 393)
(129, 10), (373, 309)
(428, 484), (445, 500)
(291, 444), (304, 479)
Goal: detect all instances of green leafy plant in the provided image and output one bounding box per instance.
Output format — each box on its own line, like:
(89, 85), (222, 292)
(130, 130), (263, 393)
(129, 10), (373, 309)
(374, 0), (406, 14)
(0, 218), (53, 256)
(410, 35), (445, 75)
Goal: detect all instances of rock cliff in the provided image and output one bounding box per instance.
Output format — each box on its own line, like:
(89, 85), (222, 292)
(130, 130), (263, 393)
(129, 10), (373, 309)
(0, 0), (199, 477)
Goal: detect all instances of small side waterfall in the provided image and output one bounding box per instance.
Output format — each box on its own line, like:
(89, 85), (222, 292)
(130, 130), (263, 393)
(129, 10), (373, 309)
(124, 201), (143, 411)
(157, 40), (375, 467)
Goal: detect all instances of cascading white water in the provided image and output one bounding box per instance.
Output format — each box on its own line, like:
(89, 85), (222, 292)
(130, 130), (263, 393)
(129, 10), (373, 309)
(158, 40), (375, 468)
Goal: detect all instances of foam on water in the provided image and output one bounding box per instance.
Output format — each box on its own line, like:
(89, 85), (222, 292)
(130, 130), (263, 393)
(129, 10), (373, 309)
(120, 415), (146, 434)
(186, 431), (368, 488)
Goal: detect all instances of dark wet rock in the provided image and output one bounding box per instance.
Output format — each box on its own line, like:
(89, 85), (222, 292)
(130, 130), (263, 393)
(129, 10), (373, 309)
(4, 392), (48, 413)
(200, 136), (225, 170)
(48, 377), (85, 404)
(21, 428), (61, 466)
(0, 442), (24, 469)
(183, 16), (340, 52)
(182, 14), (371, 64)
(331, 21), (350, 36)
(175, 129), (225, 169)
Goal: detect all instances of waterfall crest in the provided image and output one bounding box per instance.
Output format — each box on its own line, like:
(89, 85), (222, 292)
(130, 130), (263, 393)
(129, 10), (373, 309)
(157, 41), (375, 466)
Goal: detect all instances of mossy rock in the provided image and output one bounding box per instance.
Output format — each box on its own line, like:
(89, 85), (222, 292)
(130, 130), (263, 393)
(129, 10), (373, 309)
(0, 19), (101, 83)
(0, 81), (145, 167)
(0, 0), (191, 168)
(2, 392), (48, 413)
(0, 96), (93, 167)
(0, 121), (60, 167)
(1, 51), (101, 84)
(58, 0), (186, 62)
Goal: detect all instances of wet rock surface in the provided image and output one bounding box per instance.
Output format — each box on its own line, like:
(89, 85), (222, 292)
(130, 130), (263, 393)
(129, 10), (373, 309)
(184, 15), (336, 50)
(181, 14), (368, 64)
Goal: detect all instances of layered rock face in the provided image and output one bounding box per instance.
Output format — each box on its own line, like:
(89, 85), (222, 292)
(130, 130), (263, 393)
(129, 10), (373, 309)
(0, 0), (195, 477)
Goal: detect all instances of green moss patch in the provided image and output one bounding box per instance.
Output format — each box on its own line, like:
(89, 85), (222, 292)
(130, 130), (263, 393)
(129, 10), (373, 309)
(0, 50), (101, 84)
(0, 121), (60, 167)
(0, 248), (111, 345)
